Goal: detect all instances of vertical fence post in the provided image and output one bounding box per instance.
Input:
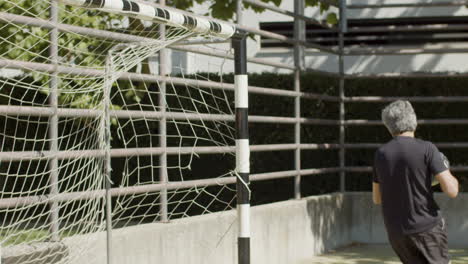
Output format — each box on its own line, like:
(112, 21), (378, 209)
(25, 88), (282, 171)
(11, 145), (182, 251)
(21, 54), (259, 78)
(233, 31), (250, 264)
(294, 0), (305, 199)
(104, 56), (113, 264)
(48, 0), (60, 242)
(237, 0), (244, 27)
(158, 0), (169, 223)
(339, 0), (347, 192)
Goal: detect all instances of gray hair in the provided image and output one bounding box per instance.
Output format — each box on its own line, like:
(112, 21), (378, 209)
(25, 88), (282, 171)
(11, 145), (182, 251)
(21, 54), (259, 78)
(381, 100), (417, 135)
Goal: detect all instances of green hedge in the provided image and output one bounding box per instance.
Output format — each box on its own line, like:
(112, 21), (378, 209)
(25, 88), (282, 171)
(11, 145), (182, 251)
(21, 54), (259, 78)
(245, 73), (468, 202)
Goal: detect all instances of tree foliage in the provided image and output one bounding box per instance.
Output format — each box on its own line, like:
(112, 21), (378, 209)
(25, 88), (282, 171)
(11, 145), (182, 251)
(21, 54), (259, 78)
(169, 0), (337, 23)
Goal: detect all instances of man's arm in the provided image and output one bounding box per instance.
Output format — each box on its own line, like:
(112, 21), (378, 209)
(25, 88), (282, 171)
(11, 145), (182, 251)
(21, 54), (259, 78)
(435, 170), (459, 198)
(373, 182), (382, 205)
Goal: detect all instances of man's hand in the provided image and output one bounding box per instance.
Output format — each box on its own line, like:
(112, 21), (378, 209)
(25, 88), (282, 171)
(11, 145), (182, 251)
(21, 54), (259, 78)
(373, 182), (382, 205)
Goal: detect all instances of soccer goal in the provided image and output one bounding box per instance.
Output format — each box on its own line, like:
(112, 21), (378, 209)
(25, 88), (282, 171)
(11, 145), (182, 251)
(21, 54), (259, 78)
(0, 0), (250, 263)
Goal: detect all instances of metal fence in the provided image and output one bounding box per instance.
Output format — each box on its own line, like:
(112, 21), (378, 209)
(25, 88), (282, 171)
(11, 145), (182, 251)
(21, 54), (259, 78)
(1, 0), (468, 263)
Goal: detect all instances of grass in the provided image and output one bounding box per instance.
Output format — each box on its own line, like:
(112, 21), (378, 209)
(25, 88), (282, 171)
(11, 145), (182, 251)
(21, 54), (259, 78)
(0, 228), (79, 246)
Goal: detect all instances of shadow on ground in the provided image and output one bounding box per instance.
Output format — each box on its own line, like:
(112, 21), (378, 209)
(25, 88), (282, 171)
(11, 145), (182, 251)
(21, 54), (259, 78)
(303, 244), (468, 264)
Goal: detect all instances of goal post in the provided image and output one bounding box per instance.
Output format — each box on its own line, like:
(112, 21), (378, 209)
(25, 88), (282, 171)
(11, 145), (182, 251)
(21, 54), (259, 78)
(232, 31), (250, 264)
(0, 0), (250, 263)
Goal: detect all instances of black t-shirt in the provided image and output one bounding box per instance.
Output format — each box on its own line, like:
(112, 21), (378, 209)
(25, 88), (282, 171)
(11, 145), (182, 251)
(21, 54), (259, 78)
(373, 136), (448, 235)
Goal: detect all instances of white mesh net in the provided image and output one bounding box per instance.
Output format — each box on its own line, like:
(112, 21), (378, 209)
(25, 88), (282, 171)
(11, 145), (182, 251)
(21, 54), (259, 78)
(0, 0), (237, 263)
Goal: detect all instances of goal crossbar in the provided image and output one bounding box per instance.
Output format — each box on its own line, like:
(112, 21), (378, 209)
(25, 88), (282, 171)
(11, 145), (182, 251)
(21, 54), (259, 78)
(60, 0), (236, 38)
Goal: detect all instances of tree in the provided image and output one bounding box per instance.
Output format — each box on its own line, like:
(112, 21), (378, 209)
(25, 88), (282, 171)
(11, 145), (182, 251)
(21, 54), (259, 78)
(169, 0), (338, 24)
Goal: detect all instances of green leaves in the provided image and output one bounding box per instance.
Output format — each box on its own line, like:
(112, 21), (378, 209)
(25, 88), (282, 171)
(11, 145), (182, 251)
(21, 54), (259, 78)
(210, 0), (237, 20)
(168, 0), (334, 21)
(326, 12), (338, 25)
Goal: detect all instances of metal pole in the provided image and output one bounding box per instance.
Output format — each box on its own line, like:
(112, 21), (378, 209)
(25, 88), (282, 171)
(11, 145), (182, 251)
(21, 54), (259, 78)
(233, 30), (250, 264)
(48, 0), (60, 242)
(237, 3), (249, 262)
(0, 104), (341, 125)
(293, 0), (305, 199)
(237, 0), (244, 26)
(158, 0), (169, 223)
(338, 0), (347, 192)
(104, 56), (113, 264)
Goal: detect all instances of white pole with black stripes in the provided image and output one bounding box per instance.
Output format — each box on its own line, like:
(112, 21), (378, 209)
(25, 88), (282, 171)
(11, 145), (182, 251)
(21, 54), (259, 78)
(233, 30), (250, 264)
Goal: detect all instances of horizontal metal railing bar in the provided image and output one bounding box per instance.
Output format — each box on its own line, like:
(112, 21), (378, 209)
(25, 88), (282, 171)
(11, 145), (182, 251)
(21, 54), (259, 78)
(0, 104), (234, 120)
(237, 24), (338, 54)
(345, 119), (468, 125)
(0, 167), (342, 208)
(301, 24), (468, 34)
(0, 143), (343, 162)
(0, 12), (296, 70)
(242, 0), (335, 29)
(4, 141), (467, 162)
(251, 167), (342, 181)
(2, 163), (468, 208)
(344, 143), (468, 149)
(276, 33), (468, 43)
(0, 58), (339, 101)
(3, 105), (468, 127)
(344, 96), (468, 102)
(250, 143), (341, 151)
(0, 147), (232, 161)
(347, 24), (468, 33)
(344, 47), (468, 55)
(250, 115), (339, 124)
(250, 86), (339, 100)
(0, 105), (339, 125)
(343, 166), (468, 172)
(177, 39), (230, 45)
(347, 1), (468, 9)
(4, 105), (468, 127)
(346, 72), (468, 79)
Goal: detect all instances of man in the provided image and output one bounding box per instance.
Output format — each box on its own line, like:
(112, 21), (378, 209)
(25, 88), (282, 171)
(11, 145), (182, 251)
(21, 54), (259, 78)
(373, 100), (459, 264)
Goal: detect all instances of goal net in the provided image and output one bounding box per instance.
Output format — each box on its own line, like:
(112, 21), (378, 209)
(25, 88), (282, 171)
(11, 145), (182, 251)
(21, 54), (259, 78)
(0, 0), (240, 263)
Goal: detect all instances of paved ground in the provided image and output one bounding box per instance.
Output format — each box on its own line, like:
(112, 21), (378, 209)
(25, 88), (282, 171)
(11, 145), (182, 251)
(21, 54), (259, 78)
(308, 244), (468, 264)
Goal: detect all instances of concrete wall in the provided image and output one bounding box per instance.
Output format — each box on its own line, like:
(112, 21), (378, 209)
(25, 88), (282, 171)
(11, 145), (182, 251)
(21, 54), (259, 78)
(62, 193), (352, 264)
(350, 192), (468, 247)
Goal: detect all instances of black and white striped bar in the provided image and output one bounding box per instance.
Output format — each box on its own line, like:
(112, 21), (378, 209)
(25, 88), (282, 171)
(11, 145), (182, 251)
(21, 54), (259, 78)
(233, 31), (250, 264)
(59, 0), (235, 38)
